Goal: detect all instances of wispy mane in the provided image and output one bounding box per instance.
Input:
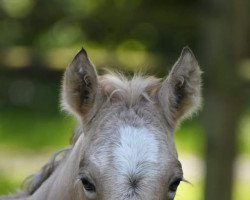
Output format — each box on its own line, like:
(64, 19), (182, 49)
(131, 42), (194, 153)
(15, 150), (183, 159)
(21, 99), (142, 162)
(99, 72), (162, 105)
(0, 148), (72, 200)
(14, 127), (83, 198)
(23, 147), (71, 195)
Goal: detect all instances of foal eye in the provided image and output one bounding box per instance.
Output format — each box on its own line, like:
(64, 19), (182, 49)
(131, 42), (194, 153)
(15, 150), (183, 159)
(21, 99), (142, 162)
(169, 178), (181, 192)
(81, 177), (96, 192)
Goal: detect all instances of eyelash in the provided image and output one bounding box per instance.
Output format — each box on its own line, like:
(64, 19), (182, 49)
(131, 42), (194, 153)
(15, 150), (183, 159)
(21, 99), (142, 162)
(169, 178), (182, 192)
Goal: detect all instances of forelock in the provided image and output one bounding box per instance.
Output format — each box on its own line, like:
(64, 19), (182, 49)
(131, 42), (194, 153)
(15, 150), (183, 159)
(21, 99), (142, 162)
(99, 72), (161, 105)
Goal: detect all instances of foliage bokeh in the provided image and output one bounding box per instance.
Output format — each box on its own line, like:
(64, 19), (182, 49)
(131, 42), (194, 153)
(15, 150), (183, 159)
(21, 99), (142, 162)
(0, 0), (249, 199)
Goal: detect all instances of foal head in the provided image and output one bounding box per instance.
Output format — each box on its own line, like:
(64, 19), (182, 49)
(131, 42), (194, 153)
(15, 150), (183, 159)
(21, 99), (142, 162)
(60, 47), (202, 200)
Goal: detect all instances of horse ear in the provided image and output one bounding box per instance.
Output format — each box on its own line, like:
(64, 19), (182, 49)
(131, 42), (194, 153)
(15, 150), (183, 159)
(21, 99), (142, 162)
(61, 48), (98, 118)
(158, 47), (202, 127)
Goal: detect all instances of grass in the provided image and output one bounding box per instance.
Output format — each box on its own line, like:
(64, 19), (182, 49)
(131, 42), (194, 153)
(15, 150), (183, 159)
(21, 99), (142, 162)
(233, 180), (250, 200)
(176, 181), (204, 200)
(176, 180), (250, 200)
(0, 173), (20, 195)
(0, 108), (76, 150)
(175, 119), (204, 155)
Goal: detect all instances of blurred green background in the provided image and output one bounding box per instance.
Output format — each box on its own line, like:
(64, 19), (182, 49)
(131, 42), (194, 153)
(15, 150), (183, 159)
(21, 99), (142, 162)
(0, 0), (249, 200)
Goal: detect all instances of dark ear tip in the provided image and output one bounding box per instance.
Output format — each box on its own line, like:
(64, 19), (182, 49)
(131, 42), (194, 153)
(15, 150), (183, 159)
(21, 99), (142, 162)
(79, 47), (88, 56)
(73, 47), (88, 62)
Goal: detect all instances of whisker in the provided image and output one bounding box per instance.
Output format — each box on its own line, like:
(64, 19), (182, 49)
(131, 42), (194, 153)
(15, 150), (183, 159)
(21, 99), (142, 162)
(182, 178), (193, 186)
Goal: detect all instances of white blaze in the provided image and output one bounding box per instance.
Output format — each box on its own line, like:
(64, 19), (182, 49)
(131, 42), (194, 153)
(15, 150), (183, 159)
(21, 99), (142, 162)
(114, 126), (159, 182)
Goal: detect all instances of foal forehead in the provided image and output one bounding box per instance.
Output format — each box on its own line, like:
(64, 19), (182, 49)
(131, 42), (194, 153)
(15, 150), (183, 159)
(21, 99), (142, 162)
(84, 121), (180, 199)
(88, 125), (161, 169)
(106, 125), (162, 198)
(114, 126), (159, 177)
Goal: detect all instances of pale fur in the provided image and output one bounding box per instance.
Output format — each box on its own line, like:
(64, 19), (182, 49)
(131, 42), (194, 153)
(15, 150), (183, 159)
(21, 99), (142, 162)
(0, 47), (202, 200)
(114, 126), (159, 182)
(99, 73), (161, 105)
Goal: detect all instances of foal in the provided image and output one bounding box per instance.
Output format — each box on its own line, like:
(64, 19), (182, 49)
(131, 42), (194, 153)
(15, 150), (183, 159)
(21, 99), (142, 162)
(0, 47), (202, 200)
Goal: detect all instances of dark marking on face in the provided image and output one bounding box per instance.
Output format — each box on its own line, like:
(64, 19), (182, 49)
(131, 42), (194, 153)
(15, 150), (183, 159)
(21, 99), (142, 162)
(129, 177), (138, 189)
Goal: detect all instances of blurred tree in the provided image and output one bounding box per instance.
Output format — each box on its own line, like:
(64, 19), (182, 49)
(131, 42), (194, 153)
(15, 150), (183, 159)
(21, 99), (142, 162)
(200, 0), (249, 200)
(0, 0), (201, 70)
